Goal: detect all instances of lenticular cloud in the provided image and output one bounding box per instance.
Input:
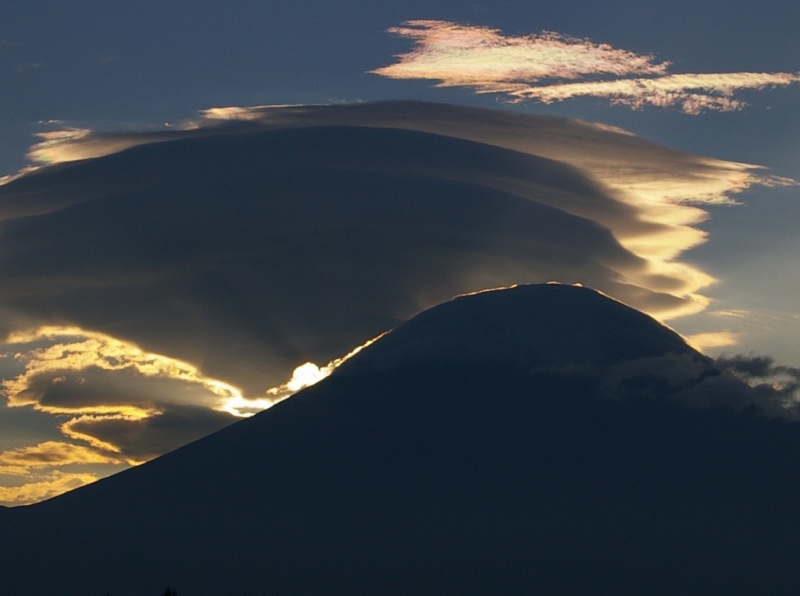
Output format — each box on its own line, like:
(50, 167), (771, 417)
(371, 20), (800, 113)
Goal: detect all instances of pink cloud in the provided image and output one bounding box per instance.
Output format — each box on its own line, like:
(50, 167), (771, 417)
(372, 21), (800, 113)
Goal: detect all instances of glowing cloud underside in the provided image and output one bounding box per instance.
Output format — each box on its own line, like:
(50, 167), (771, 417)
(685, 331), (739, 351)
(0, 323), (375, 504)
(0, 441), (123, 475)
(0, 470), (101, 506)
(3, 326), (244, 415)
(0, 326), (248, 504)
(0, 440), (131, 506)
(371, 20), (800, 113)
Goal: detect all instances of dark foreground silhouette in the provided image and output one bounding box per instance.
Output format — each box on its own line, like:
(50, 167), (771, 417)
(2, 285), (800, 595)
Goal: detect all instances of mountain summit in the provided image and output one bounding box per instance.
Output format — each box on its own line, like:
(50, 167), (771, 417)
(2, 284), (800, 595)
(337, 283), (694, 373)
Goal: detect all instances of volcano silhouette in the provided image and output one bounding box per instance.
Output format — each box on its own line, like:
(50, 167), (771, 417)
(2, 284), (800, 595)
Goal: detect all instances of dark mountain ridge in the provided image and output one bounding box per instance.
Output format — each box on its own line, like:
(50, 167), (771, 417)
(2, 284), (800, 595)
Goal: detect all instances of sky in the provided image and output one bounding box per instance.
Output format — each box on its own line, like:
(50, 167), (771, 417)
(0, 0), (798, 505)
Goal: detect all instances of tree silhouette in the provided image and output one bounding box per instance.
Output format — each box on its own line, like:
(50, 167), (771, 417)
(161, 587), (177, 596)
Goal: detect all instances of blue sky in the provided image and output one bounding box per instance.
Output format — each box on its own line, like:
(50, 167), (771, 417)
(1, 0), (799, 504)
(2, 2), (798, 174)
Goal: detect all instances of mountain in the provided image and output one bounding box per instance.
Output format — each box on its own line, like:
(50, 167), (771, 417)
(2, 284), (800, 595)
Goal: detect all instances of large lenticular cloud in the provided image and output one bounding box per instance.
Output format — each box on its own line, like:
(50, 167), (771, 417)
(371, 21), (800, 113)
(0, 101), (790, 503)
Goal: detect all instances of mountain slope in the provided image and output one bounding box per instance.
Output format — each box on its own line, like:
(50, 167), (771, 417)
(2, 284), (800, 595)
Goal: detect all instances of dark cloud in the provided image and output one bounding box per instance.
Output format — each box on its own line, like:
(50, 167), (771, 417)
(13, 100), (791, 325)
(62, 404), (236, 462)
(583, 351), (800, 420)
(0, 404), (62, 452)
(14, 366), (222, 412)
(716, 353), (800, 380)
(713, 353), (800, 409)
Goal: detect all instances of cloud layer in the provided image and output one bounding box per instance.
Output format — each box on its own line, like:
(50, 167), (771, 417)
(371, 21), (800, 113)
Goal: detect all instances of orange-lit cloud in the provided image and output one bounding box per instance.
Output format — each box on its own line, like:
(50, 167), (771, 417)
(0, 441), (127, 506)
(684, 330), (739, 351)
(0, 326), (250, 463)
(0, 325), (268, 503)
(371, 21), (800, 113)
(0, 323), (372, 504)
(0, 440), (124, 475)
(0, 322), (362, 481)
(0, 470), (100, 506)
(3, 326), (244, 412)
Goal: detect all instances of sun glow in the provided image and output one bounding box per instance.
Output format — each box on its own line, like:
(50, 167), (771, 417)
(258, 332), (389, 406)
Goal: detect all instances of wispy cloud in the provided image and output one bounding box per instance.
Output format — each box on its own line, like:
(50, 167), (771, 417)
(25, 128), (172, 165)
(712, 353), (800, 414)
(15, 62), (43, 73)
(3, 326), (244, 414)
(371, 21), (800, 113)
(684, 330), (739, 351)
(0, 440), (127, 506)
(0, 470), (100, 506)
(711, 309), (749, 318)
(0, 440), (123, 475)
(506, 72), (800, 114)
